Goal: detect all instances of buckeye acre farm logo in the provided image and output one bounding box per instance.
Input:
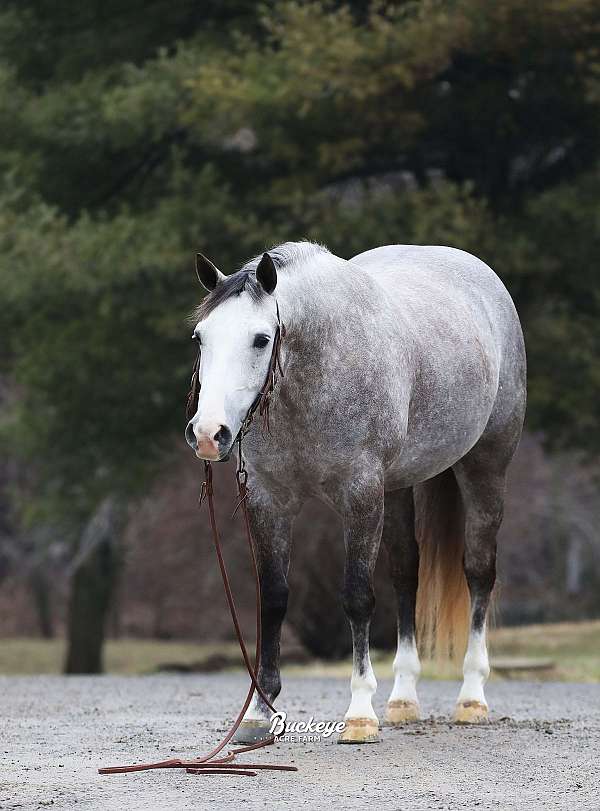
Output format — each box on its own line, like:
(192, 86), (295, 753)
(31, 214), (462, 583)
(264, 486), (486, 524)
(269, 710), (345, 743)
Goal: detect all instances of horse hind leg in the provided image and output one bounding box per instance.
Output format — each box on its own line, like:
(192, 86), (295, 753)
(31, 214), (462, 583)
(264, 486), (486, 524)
(382, 487), (421, 724)
(451, 446), (509, 724)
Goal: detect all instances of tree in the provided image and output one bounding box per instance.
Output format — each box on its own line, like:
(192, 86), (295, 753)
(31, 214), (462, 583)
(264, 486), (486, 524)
(1, 0), (600, 667)
(0, 1), (274, 671)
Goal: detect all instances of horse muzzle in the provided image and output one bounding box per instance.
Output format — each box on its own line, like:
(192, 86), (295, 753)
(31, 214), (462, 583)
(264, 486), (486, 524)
(185, 420), (233, 462)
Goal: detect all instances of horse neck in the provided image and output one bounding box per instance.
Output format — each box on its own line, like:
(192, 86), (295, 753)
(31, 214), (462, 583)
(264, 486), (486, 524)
(274, 255), (377, 398)
(276, 253), (350, 347)
(276, 254), (362, 336)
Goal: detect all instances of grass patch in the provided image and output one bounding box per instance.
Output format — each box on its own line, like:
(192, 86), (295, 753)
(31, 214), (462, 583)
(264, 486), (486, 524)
(1, 620), (600, 680)
(0, 638), (240, 676)
(489, 620), (600, 682)
(286, 621), (600, 683)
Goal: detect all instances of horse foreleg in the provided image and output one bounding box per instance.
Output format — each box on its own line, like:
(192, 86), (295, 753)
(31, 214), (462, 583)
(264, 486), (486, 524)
(382, 487), (421, 724)
(337, 470), (384, 744)
(234, 493), (294, 744)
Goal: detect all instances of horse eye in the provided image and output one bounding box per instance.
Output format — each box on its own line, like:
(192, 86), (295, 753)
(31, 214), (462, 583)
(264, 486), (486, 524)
(253, 334), (270, 349)
(192, 333), (201, 345)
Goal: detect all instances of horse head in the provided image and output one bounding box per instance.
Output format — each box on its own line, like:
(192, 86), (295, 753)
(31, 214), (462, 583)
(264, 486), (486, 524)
(185, 251), (280, 461)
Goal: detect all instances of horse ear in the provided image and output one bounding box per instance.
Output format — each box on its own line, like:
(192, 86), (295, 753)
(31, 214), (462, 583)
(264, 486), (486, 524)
(195, 253), (225, 291)
(255, 252), (278, 295)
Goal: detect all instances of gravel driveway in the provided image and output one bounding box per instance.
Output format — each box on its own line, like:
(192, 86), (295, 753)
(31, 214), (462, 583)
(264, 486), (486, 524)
(1, 674), (599, 810)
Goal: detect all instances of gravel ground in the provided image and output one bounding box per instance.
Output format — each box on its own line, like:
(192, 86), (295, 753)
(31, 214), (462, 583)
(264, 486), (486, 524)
(1, 674), (599, 810)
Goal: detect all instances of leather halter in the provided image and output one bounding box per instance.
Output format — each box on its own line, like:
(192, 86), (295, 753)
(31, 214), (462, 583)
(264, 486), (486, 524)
(99, 301), (294, 778)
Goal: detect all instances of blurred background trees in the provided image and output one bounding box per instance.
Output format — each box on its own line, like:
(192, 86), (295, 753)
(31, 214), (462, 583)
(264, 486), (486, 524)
(1, 0), (600, 670)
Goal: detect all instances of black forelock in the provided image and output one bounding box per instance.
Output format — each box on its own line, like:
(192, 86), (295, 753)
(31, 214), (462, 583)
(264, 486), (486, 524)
(193, 268), (266, 322)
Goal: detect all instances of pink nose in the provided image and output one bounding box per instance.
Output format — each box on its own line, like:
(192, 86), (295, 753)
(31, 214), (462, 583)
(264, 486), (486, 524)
(195, 432), (220, 461)
(186, 421), (232, 460)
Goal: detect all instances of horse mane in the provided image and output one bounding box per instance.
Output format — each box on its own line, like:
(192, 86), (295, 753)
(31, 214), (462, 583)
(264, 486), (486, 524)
(245, 241), (329, 273)
(193, 241), (329, 321)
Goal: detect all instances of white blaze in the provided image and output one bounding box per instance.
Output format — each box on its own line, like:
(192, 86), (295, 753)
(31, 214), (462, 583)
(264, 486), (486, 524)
(190, 294), (277, 445)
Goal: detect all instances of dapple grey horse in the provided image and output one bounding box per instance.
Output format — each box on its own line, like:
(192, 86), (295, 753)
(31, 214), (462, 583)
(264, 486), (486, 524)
(185, 241), (526, 743)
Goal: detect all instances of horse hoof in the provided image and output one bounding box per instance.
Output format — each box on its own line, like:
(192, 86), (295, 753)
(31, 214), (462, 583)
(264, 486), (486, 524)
(454, 700), (488, 724)
(385, 700), (421, 725)
(338, 718), (380, 744)
(232, 720), (273, 744)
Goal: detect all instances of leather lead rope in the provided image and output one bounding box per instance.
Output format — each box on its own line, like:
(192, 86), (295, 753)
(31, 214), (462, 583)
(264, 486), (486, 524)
(99, 302), (295, 778)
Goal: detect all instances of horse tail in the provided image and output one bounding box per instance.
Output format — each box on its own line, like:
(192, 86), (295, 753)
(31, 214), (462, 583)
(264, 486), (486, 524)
(414, 468), (470, 660)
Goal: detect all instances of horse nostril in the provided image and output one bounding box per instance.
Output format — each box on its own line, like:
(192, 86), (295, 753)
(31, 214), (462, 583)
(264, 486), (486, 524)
(185, 421), (197, 449)
(213, 425), (232, 447)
